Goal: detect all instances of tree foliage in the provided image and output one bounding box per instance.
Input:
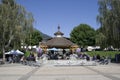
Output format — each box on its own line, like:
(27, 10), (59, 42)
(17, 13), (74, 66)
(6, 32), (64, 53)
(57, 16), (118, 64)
(70, 24), (96, 47)
(95, 30), (107, 49)
(0, 0), (42, 62)
(25, 29), (42, 46)
(97, 0), (120, 48)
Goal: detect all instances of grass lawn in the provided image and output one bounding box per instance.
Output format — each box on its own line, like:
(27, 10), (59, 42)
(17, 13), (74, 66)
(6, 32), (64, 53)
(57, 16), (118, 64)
(86, 51), (120, 59)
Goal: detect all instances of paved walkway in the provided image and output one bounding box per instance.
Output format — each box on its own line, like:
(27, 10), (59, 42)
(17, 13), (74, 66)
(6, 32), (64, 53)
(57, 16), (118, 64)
(0, 63), (120, 80)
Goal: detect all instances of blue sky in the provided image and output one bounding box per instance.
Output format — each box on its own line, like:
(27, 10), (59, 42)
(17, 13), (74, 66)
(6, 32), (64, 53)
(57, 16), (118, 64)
(16, 0), (99, 37)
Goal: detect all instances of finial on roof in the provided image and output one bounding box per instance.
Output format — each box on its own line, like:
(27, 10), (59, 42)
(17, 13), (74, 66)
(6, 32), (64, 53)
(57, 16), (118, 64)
(58, 24), (60, 31)
(54, 24), (64, 37)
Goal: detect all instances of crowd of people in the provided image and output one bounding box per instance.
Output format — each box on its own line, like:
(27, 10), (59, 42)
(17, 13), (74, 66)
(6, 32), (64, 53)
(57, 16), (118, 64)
(5, 49), (120, 66)
(7, 55), (21, 63)
(45, 50), (90, 60)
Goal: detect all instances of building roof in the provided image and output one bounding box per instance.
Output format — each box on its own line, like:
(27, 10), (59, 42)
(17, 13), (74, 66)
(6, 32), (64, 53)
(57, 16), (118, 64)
(40, 25), (79, 49)
(54, 31), (64, 36)
(54, 25), (64, 36)
(46, 37), (74, 48)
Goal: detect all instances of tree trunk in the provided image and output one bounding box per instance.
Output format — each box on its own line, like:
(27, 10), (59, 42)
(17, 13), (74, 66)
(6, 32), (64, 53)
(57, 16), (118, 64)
(2, 47), (5, 64)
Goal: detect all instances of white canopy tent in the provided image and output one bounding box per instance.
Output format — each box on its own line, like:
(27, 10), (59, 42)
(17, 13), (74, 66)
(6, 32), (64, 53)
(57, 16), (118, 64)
(5, 50), (24, 55)
(4, 51), (11, 55)
(16, 50), (24, 55)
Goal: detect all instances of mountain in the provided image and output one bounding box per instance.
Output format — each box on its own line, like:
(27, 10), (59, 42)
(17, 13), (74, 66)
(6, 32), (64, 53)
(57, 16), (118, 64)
(40, 31), (52, 41)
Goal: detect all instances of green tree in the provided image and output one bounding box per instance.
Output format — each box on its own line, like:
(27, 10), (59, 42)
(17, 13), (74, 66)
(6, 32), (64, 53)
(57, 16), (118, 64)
(25, 29), (42, 46)
(0, 0), (34, 62)
(70, 24), (96, 47)
(21, 12), (34, 47)
(97, 0), (120, 48)
(95, 32), (107, 49)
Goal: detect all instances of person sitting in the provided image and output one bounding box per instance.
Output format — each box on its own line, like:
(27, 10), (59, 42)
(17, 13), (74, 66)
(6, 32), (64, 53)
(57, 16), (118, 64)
(8, 56), (13, 63)
(99, 56), (109, 65)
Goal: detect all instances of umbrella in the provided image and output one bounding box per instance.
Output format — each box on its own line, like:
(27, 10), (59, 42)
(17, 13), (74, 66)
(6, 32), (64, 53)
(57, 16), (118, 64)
(47, 48), (58, 51)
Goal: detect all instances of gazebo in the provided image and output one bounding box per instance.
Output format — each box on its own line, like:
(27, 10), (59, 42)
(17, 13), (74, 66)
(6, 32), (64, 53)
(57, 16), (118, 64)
(40, 25), (79, 52)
